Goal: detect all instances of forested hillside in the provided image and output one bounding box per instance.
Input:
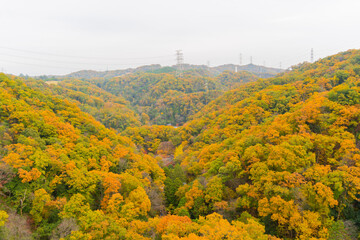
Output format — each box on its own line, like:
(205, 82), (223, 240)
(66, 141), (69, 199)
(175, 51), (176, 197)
(20, 78), (141, 132)
(157, 49), (360, 239)
(1, 49), (360, 239)
(97, 70), (258, 125)
(0, 73), (272, 239)
(125, 49), (360, 239)
(50, 79), (141, 131)
(40, 69), (258, 127)
(42, 63), (281, 81)
(0, 73), (165, 239)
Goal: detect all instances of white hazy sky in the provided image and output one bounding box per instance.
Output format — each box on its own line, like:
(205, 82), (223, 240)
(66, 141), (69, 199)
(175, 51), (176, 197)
(0, 0), (359, 75)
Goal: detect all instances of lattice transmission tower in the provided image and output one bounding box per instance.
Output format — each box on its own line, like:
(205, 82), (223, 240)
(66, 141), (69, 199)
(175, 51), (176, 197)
(311, 48), (314, 62)
(176, 50), (184, 76)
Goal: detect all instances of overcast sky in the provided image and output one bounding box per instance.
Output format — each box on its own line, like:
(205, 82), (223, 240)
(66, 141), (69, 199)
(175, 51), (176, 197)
(0, 0), (359, 75)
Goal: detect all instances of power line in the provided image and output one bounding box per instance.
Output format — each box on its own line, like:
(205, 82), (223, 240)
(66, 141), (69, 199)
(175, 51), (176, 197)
(0, 59), (80, 70)
(0, 58), (175, 71)
(0, 46), (173, 61)
(0, 52), (173, 67)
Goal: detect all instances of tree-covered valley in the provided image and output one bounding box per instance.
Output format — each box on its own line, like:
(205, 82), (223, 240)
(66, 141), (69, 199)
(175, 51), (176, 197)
(2, 49), (360, 239)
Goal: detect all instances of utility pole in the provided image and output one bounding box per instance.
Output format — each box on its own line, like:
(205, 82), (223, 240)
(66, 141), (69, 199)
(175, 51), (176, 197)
(250, 56), (253, 64)
(311, 48), (314, 62)
(176, 50), (184, 76)
(279, 62), (282, 69)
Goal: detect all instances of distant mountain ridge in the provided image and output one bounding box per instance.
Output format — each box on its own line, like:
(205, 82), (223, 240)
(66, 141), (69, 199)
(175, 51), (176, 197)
(40, 63), (283, 80)
(57, 64), (163, 79)
(211, 63), (282, 78)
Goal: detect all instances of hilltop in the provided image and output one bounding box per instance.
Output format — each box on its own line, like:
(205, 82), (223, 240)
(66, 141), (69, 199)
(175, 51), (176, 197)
(37, 63), (283, 81)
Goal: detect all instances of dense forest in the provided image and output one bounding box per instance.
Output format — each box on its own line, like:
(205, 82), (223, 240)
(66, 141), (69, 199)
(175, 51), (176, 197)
(97, 70), (258, 125)
(44, 70), (258, 127)
(1, 49), (360, 239)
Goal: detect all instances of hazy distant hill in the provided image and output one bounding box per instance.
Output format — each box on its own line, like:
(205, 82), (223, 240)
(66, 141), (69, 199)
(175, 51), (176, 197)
(212, 63), (283, 78)
(174, 63), (283, 78)
(40, 63), (283, 80)
(59, 64), (163, 79)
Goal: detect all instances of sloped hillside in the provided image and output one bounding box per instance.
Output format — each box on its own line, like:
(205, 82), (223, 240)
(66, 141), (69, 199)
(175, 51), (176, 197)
(161, 49), (360, 239)
(0, 73), (164, 238)
(21, 78), (142, 132)
(99, 70), (258, 125)
(50, 79), (141, 131)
